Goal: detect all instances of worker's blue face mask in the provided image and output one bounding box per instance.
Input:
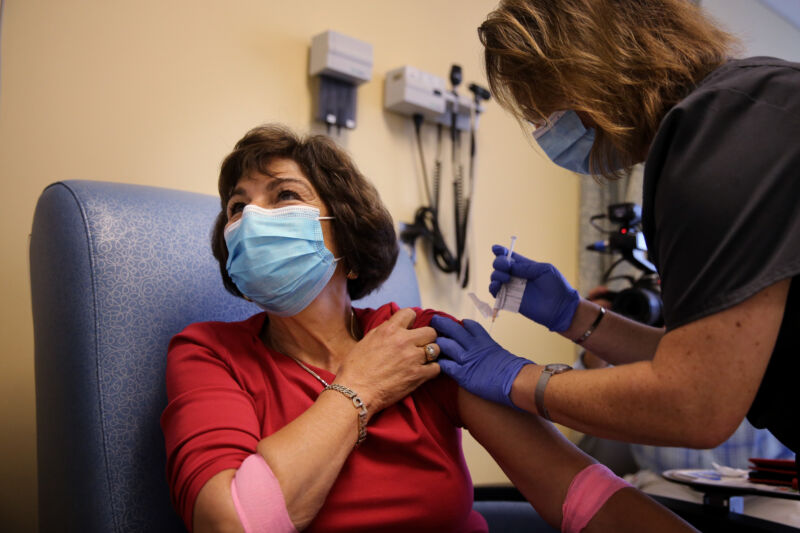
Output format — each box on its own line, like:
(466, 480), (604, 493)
(531, 110), (596, 175)
(224, 204), (339, 316)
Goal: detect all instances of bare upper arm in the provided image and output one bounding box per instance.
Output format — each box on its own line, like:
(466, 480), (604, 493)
(650, 278), (790, 446)
(457, 387), (591, 527)
(193, 469), (244, 533)
(457, 389), (697, 532)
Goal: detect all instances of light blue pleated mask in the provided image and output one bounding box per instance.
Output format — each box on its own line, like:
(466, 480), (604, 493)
(532, 110), (596, 175)
(224, 204), (339, 316)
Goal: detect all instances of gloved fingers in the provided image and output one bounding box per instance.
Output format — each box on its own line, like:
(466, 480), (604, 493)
(461, 319), (490, 339)
(492, 255), (513, 274)
(494, 244), (534, 264)
(430, 315), (472, 347)
(435, 336), (466, 363)
(436, 357), (460, 378)
(508, 258), (552, 280)
(491, 244), (508, 257)
(490, 269), (511, 284)
(489, 280), (502, 298)
(508, 250), (530, 263)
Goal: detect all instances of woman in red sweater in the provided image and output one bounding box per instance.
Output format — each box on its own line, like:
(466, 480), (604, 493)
(161, 124), (693, 533)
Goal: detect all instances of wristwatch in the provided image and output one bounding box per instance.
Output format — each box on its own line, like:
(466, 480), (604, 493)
(534, 363), (572, 421)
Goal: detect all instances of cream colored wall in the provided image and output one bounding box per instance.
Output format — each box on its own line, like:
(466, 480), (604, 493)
(0, 1), (579, 528)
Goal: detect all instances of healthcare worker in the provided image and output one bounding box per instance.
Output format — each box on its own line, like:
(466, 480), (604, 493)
(432, 0), (800, 458)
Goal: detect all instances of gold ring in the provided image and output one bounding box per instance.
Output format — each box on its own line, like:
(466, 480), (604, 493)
(424, 343), (437, 362)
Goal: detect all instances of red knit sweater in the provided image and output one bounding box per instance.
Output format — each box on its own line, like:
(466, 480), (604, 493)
(161, 303), (487, 532)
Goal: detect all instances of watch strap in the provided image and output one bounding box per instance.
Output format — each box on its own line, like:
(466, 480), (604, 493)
(535, 368), (554, 421)
(535, 365), (572, 421)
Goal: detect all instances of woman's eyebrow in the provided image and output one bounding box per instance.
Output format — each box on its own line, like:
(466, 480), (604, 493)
(265, 176), (313, 193)
(227, 176), (313, 205)
(229, 186), (247, 199)
(226, 186), (248, 206)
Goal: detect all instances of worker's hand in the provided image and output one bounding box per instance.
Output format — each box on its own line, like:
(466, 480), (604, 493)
(489, 244), (579, 332)
(431, 316), (532, 408)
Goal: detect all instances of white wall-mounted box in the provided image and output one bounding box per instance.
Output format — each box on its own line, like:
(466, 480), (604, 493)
(384, 65), (447, 119)
(309, 30), (373, 85)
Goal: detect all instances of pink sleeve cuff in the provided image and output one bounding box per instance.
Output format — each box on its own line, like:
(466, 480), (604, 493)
(230, 454), (297, 533)
(561, 463), (631, 533)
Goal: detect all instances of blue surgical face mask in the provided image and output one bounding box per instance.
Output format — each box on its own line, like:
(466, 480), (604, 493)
(531, 110), (596, 174)
(224, 204), (339, 316)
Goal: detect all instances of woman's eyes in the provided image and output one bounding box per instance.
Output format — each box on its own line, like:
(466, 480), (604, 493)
(229, 202), (245, 216)
(227, 189), (303, 217)
(276, 189), (301, 202)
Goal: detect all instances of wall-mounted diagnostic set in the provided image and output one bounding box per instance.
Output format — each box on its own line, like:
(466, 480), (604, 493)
(385, 64), (491, 288)
(307, 29), (491, 289)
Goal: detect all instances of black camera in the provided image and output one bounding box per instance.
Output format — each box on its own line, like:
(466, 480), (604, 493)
(587, 203), (663, 327)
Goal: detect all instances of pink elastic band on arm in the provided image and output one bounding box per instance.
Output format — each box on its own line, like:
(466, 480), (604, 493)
(561, 463), (632, 533)
(230, 453), (297, 533)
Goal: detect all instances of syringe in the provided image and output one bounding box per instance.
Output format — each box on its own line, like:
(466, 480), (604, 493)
(491, 235), (517, 330)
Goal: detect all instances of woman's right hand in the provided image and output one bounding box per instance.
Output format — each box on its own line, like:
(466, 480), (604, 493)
(335, 308), (440, 417)
(490, 244), (579, 332)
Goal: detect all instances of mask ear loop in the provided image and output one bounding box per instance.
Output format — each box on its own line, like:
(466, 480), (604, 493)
(531, 110), (567, 140)
(316, 216), (340, 262)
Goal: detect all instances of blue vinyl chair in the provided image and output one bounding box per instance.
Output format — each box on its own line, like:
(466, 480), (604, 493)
(29, 180), (550, 532)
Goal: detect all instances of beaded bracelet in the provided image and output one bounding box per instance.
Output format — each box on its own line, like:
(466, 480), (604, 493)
(325, 384), (368, 445)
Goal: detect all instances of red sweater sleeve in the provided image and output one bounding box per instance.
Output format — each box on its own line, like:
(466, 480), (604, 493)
(412, 307), (464, 428)
(161, 321), (262, 530)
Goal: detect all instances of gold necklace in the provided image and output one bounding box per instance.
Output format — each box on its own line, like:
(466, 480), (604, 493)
(281, 309), (369, 446)
(288, 353), (330, 387)
(349, 308), (358, 340)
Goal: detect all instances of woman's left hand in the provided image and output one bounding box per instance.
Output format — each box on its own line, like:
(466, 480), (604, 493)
(336, 308), (441, 417)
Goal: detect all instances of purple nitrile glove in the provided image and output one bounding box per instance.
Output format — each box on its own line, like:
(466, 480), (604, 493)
(430, 315), (532, 408)
(489, 244), (579, 332)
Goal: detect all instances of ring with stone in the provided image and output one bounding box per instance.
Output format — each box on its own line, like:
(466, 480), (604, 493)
(424, 343), (438, 362)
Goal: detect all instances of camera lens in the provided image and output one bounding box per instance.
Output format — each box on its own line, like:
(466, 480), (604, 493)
(612, 288), (663, 326)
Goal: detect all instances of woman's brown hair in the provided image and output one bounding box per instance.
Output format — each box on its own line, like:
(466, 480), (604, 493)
(211, 124), (398, 301)
(479, 0), (736, 178)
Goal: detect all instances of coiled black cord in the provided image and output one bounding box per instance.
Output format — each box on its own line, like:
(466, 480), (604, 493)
(400, 114), (460, 274)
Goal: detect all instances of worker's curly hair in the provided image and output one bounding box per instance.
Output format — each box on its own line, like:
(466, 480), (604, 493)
(479, 0), (737, 178)
(211, 124), (398, 301)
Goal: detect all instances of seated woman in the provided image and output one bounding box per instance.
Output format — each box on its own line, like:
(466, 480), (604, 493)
(161, 124), (695, 533)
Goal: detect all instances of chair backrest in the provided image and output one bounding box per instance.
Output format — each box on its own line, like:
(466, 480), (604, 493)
(29, 180), (420, 532)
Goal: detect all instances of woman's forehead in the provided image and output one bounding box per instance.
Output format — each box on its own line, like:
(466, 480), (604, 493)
(260, 157), (307, 179)
(242, 158), (307, 182)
